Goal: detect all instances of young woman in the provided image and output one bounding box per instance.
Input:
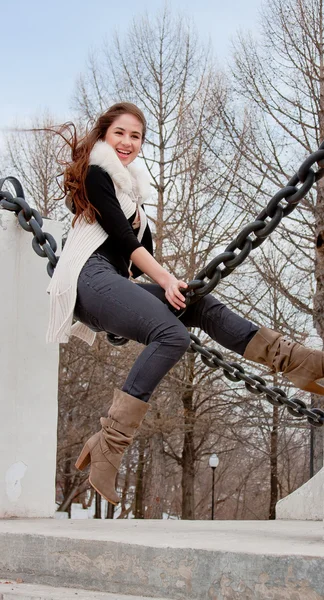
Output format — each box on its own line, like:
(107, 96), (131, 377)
(47, 102), (324, 505)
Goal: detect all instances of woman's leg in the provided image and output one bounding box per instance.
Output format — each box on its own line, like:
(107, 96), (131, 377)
(74, 254), (191, 402)
(137, 283), (258, 355)
(74, 254), (191, 504)
(138, 284), (324, 394)
(179, 294), (259, 355)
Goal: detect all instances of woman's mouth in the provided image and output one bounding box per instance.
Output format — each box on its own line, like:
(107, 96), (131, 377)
(116, 149), (131, 159)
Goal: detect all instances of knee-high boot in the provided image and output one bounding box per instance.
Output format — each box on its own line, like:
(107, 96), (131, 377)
(243, 327), (324, 395)
(75, 388), (149, 504)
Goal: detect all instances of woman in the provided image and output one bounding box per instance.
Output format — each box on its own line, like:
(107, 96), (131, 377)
(47, 102), (324, 505)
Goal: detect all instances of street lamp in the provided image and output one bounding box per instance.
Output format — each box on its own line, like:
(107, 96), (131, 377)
(209, 453), (219, 520)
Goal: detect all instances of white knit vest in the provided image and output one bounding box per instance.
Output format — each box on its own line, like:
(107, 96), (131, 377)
(46, 142), (151, 345)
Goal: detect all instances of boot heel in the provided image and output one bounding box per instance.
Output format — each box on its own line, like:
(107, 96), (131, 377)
(75, 443), (91, 471)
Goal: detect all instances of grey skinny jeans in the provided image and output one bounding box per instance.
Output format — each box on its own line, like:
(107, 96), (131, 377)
(74, 253), (258, 402)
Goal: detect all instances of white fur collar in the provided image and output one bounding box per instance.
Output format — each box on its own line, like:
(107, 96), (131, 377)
(89, 140), (151, 201)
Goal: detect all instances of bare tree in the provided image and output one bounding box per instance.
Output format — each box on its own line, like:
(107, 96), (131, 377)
(4, 112), (68, 222)
(211, 0), (324, 473)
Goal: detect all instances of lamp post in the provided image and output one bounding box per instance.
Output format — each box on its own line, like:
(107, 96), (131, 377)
(209, 453), (219, 520)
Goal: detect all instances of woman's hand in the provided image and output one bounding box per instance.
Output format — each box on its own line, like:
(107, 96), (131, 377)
(162, 275), (188, 311)
(130, 247), (188, 307)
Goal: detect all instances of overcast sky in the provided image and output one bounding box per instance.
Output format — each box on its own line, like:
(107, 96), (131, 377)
(2, 0), (263, 132)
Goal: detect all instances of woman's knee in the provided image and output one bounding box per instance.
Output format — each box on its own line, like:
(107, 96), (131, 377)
(155, 321), (191, 355)
(177, 327), (191, 353)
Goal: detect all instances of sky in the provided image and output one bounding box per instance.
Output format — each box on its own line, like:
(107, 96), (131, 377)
(1, 0), (263, 134)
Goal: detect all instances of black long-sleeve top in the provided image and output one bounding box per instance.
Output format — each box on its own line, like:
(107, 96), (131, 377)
(85, 165), (153, 278)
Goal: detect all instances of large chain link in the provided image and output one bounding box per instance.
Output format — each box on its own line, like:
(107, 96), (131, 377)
(0, 176), (59, 277)
(1, 142), (324, 427)
(188, 333), (324, 427)
(182, 144), (324, 303)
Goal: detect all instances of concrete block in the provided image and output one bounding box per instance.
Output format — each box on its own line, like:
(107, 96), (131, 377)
(276, 467), (324, 520)
(0, 212), (62, 518)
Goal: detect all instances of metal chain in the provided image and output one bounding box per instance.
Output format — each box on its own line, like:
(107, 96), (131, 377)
(0, 176), (59, 277)
(188, 333), (324, 427)
(182, 143), (324, 304)
(1, 142), (324, 427)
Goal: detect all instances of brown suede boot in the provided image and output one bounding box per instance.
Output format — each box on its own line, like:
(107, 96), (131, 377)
(75, 389), (149, 504)
(243, 326), (324, 395)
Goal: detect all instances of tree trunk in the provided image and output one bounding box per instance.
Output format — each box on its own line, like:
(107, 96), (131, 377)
(62, 447), (72, 503)
(106, 502), (115, 519)
(57, 479), (89, 513)
(310, 425), (324, 476)
(142, 84), (166, 521)
(269, 406), (278, 519)
(120, 451), (131, 516)
(181, 379), (196, 520)
(94, 491), (101, 519)
(145, 426), (165, 519)
(312, 30), (324, 471)
(134, 438), (146, 519)
(313, 177), (324, 475)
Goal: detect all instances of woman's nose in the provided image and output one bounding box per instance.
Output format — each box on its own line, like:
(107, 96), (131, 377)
(122, 136), (131, 146)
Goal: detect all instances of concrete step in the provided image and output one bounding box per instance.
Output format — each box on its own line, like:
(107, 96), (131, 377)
(0, 580), (171, 600)
(0, 519), (323, 600)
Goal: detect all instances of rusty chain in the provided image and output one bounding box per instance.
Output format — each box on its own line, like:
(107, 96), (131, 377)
(1, 143), (324, 426)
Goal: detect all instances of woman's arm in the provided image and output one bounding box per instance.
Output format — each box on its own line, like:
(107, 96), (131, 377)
(131, 246), (187, 311)
(86, 166), (142, 256)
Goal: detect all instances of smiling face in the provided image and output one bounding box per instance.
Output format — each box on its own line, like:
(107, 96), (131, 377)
(104, 113), (143, 166)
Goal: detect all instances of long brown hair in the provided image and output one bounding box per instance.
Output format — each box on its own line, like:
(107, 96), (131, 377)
(62, 102), (146, 225)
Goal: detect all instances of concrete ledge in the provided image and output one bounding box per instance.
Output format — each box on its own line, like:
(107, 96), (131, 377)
(0, 519), (323, 600)
(0, 580), (170, 600)
(276, 467), (324, 520)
